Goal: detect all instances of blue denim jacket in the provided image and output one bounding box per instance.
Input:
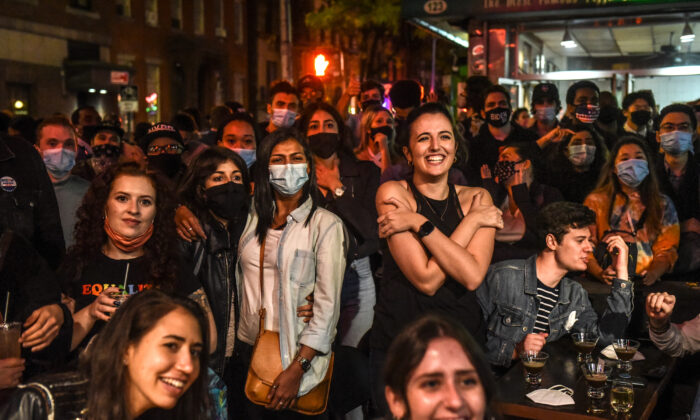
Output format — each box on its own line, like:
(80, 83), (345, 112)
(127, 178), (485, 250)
(476, 255), (634, 367)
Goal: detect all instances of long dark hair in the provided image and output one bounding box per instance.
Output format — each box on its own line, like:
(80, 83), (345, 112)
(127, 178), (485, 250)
(64, 162), (178, 290)
(253, 128), (320, 245)
(298, 101), (355, 156)
(553, 124), (608, 174)
(399, 102), (468, 166)
(384, 314), (499, 420)
(178, 146), (251, 218)
(592, 135), (663, 237)
(82, 289), (210, 420)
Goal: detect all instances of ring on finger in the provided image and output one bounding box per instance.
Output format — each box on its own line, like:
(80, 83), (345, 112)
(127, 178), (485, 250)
(187, 227), (193, 231)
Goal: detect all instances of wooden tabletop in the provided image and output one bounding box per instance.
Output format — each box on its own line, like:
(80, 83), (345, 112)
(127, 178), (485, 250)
(495, 338), (676, 419)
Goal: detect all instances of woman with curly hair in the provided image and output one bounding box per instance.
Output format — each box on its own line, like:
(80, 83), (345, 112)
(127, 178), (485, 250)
(62, 162), (215, 352)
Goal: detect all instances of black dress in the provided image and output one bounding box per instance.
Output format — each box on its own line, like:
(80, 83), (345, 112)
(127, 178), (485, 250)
(371, 180), (487, 351)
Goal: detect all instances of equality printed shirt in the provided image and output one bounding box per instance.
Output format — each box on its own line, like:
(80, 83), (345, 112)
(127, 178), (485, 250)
(66, 252), (200, 347)
(584, 191), (680, 275)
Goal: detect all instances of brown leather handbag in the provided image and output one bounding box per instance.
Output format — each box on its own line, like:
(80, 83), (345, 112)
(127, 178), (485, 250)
(244, 240), (334, 415)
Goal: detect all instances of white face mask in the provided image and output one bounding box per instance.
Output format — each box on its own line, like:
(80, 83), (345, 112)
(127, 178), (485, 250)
(268, 163), (309, 196)
(270, 108), (297, 129)
(567, 144), (596, 167)
(526, 385), (575, 406)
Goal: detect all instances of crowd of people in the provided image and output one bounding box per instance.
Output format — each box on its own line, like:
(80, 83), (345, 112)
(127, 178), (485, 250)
(0, 72), (698, 420)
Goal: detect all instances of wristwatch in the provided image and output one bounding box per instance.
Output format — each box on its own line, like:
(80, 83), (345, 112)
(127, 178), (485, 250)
(334, 185), (346, 198)
(295, 355), (311, 372)
(416, 220), (435, 238)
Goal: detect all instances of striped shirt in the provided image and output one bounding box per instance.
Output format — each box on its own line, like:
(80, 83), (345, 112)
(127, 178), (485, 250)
(533, 280), (560, 334)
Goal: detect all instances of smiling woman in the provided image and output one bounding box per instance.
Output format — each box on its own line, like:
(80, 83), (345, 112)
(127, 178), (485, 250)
(370, 102), (503, 416)
(60, 163), (212, 355)
(83, 289), (210, 419)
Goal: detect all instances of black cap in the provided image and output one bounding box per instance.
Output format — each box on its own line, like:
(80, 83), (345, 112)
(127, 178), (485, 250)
(139, 122), (184, 152)
(532, 83), (560, 105)
(90, 120), (125, 142)
(297, 74), (324, 93)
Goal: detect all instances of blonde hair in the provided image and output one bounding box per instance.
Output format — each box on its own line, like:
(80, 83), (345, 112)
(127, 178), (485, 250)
(355, 105), (394, 156)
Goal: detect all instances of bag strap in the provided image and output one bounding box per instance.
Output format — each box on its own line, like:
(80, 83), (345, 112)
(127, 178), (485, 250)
(258, 239), (266, 335)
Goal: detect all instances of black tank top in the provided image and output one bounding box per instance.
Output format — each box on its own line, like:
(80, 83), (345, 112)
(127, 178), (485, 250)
(371, 180), (486, 350)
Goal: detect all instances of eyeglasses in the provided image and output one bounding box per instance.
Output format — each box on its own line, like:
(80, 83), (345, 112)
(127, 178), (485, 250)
(147, 144), (183, 155)
(659, 122), (691, 132)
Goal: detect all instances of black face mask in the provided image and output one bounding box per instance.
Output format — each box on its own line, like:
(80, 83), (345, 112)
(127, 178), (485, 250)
(370, 126), (394, 140)
(147, 154), (181, 179)
(630, 110), (652, 127)
(308, 132), (340, 159)
(485, 107), (511, 128)
(204, 182), (249, 222)
(360, 99), (381, 112)
(597, 106), (620, 124)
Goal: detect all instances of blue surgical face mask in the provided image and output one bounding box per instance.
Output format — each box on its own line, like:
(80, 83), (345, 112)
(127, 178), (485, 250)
(270, 108), (297, 129)
(567, 144), (596, 167)
(659, 131), (693, 155)
(535, 106), (556, 122)
(43, 148), (76, 180)
(232, 148), (257, 168)
(269, 163), (309, 196)
(616, 158), (649, 188)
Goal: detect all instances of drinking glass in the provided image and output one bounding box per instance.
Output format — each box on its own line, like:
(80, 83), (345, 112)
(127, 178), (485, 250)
(610, 379), (634, 414)
(612, 339), (639, 377)
(572, 331), (599, 363)
(581, 362), (611, 399)
(520, 350), (549, 385)
(0, 322), (21, 359)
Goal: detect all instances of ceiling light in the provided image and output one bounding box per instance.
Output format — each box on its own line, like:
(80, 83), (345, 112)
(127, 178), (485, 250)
(88, 88), (96, 93)
(561, 27), (577, 49)
(99, 89), (108, 94)
(681, 21), (695, 43)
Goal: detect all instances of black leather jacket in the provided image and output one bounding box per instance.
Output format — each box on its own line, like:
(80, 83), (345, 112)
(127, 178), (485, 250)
(321, 153), (380, 260)
(179, 216), (243, 377)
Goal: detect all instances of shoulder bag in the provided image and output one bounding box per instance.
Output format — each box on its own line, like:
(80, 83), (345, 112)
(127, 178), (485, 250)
(244, 239), (334, 415)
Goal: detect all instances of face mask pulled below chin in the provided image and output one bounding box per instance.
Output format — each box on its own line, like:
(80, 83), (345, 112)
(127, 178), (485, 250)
(660, 131), (694, 155)
(616, 158), (649, 188)
(567, 144), (596, 166)
(271, 108), (297, 128)
(269, 163), (309, 196)
(43, 148), (76, 179)
(535, 106), (556, 122)
(485, 107), (511, 127)
(232, 148), (257, 168)
(575, 104), (600, 124)
(205, 182), (249, 221)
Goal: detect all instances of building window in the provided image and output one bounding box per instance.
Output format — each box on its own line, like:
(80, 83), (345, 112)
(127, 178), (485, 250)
(193, 0), (204, 35)
(116, 0), (131, 17)
(171, 0), (182, 29)
(145, 0), (158, 27)
(146, 63), (161, 122)
(233, 0), (244, 45)
(68, 41), (100, 61)
(69, 0), (92, 11)
(214, 0), (226, 37)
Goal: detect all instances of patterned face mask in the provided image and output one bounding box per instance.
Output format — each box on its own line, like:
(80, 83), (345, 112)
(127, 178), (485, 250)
(493, 160), (521, 184)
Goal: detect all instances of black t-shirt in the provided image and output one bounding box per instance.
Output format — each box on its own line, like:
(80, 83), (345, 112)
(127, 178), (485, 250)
(68, 253), (200, 347)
